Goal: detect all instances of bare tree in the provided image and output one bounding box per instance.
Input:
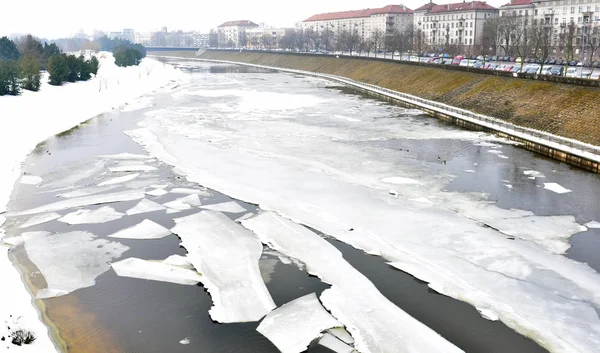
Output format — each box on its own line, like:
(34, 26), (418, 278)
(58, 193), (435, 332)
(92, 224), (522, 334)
(514, 19), (534, 71)
(586, 23), (600, 62)
(319, 27), (335, 52)
(411, 26), (426, 55)
(371, 29), (385, 57)
(530, 20), (554, 73)
(558, 21), (577, 72)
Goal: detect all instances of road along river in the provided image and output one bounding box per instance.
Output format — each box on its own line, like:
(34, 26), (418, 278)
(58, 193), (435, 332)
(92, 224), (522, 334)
(2, 60), (600, 353)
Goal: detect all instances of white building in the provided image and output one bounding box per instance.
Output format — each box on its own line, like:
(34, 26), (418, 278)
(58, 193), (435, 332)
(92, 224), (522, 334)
(135, 32), (152, 45)
(246, 26), (294, 49)
(414, 1), (499, 47)
(302, 5), (414, 42)
(217, 20), (259, 47)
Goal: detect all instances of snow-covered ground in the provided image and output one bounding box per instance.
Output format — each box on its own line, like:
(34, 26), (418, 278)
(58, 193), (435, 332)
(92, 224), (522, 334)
(127, 67), (600, 353)
(0, 53), (185, 352)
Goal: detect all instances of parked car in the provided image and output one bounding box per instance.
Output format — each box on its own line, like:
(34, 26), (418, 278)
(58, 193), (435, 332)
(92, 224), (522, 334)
(590, 72), (600, 80)
(443, 58), (453, 65)
(547, 59), (556, 65)
(509, 57), (516, 62)
(524, 58), (531, 63)
(540, 66), (553, 75)
(452, 55), (464, 65)
(592, 61), (600, 68)
(459, 59), (470, 66)
(510, 66), (521, 73)
(550, 67), (564, 76)
(503, 65), (514, 72)
(473, 62), (483, 68)
(569, 60), (579, 66)
(491, 55), (498, 61)
(487, 64), (499, 70)
(566, 67), (579, 77)
(495, 64), (505, 71)
(581, 69), (592, 78)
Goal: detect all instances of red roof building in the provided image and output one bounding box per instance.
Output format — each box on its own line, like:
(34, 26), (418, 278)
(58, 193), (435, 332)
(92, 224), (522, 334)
(303, 5), (413, 22)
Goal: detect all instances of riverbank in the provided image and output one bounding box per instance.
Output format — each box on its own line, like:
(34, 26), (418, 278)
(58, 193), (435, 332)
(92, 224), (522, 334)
(199, 51), (600, 147)
(0, 53), (185, 352)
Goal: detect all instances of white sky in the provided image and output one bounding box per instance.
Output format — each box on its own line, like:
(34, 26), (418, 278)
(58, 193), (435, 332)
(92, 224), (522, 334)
(1, 0), (507, 39)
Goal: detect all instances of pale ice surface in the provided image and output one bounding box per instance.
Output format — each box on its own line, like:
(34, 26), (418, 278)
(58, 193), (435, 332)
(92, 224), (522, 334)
(18, 212), (61, 229)
(319, 333), (356, 353)
(146, 188), (169, 196)
(544, 182), (572, 194)
(97, 172), (140, 186)
(58, 185), (120, 198)
(108, 219), (171, 239)
(257, 293), (341, 353)
(178, 194), (202, 207)
(200, 201), (246, 213)
(23, 231), (129, 299)
(0, 53), (183, 353)
(109, 164), (157, 172)
(243, 212), (463, 353)
(170, 187), (211, 195)
(163, 254), (195, 270)
(121, 96), (154, 112)
(328, 327), (355, 345)
(523, 170), (546, 178)
(381, 177), (422, 185)
(20, 175), (43, 185)
(100, 152), (154, 160)
(126, 198), (166, 215)
(111, 257), (201, 285)
(171, 211), (276, 323)
(7, 190), (144, 217)
(585, 221), (600, 229)
(127, 70), (600, 353)
(58, 206), (124, 225)
(163, 199), (192, 211)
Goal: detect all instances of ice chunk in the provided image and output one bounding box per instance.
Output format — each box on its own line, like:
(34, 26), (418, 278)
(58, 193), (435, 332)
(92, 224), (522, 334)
(235, 212), (255, 222)
(20, 175), (43, 185)
(328, 327), (354, 345)
(171, 211), (276, 323)
(22, 231), (128, 298)
(319, 333), (355, 353)
(42, 160), (105, 189)
(381, 177), (421, 185)
(164, 200), (191, 211)
(180, 194), (201, 207)
(146, 188), (168, 196)
(19, 212), (61, 228)
(179, 338), (191, 345)
(126, 178), (163, 189)
(100, 153), (153, 160)
(170, 187), (211, 196)
(111, 257), (201, 285)
(243, 212), (463, 353)
(476, 308), (499, 321)
(58, 185), (120, 198)
(7, 190), (144, 217)
(150, 184), (169, 189)
(464, 170), (476, 173)
(585, 221), (600, 229)
(108, 219), (171, 239)
(126, 199), (166, 215)
(98, 173), (140, 186)
(523, 170), (545, 178)
(163, 254), (194, 270)
(2, 235), (24, 246)
(59, 206), (124, 224)
(200, 201), (246, 213)
(544, 182), (572, 194)
(166, 208), (183, 214)
(257, 293), (340, 353)
(109, 165), (157, 172)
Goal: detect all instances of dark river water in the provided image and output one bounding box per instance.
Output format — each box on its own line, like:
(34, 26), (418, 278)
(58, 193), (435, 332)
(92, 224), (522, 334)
(3, 60), (600, 353)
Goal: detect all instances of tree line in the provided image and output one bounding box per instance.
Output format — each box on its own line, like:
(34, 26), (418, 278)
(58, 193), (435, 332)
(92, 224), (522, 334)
(0, 35), (146, 96)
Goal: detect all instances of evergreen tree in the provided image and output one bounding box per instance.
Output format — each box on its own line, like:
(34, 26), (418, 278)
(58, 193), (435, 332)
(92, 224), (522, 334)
(78, 56), (91, 81)
(17, 35), (44, 67)
(65, 54), (79, 82)
(47, 54), (68, 85)
(20, 55), (41, 91)
(0, 37), (20, 61)
(0, 60), (21, 95)
(89, 56), (99, 75)
(42, 42), (61, 61)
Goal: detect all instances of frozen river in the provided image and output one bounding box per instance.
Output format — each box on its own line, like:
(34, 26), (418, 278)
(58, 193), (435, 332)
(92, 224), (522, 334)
(3, 60), (600, 353)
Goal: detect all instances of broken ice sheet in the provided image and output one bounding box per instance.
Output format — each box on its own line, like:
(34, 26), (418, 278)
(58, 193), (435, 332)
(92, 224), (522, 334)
(257, 293), (341, 353)
(7, 190), (144, 217)
(585, 221), (600, 229)
(20, 175), (43, 185)
(200, 201), (246, 213)
(171, 211), (275, 323)
(100, 153), (153, 160)
(98, 173), (140, 186)
(108, 219), (171, 239)
(170, 187), (211, 196)
(22, 231), (128, 298)
(523, 170), (545, 178)
(18, 212), (61, 229)
(58, 206), (124, 225)
(111, 257), (201, 285)
(58, 185), (120, 198)
(163, 194), (201, 211)
(319, 333), (355, 353)
(544, 182), (572, 194)
(146, 188), (169, 196)
(126, 199), (166, 215)
(109, 165), (157, 172)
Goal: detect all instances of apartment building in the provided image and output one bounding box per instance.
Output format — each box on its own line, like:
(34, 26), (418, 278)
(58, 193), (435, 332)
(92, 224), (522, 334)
(301, 5), (414, 42)
(414, 1), (499, 47)
(217, 20), (259, 48)
(246, 26), (294, 49)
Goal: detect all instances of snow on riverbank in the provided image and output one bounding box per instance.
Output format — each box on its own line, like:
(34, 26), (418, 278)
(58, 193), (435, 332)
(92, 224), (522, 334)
(0, 53), (185, 352)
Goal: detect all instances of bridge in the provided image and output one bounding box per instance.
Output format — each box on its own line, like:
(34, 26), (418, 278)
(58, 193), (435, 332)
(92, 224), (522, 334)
(145, 47), (200, 52)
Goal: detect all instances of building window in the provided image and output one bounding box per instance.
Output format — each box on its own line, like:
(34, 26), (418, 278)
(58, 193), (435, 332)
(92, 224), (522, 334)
(555, 17), (559, 23)
(469, 38), (472, 44)
(526, 10), (529, 16)
(578, 16), (583, 22)
(579, 6), (583, 12)
(571, 6), (575, 13)
(519, 10), (523, 15)
(535, 9), (539, 15)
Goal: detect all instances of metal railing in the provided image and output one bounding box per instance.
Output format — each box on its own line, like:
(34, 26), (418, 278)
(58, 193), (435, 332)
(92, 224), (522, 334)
(151, 55), (600, 163)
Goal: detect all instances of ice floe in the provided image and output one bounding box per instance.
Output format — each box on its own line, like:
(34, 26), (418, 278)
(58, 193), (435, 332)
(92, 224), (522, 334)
(58, 185), (120, 198)
(319, 333), (355, 353)
(464, 170), (476, 173)
(100, 153), (153, 160)
(200, 201), (246, 213)
(585, 221), (600, 229)
(162, 254), (194, 270)
(543, 182), (572, 194)
(523, 170), (545, 178)
(243, 212), (463, 353)
(109, 164), (157, 172)
(18, 212), (61, 229)
(257, 293), (341, 353)
(111, 257), (201, 285)
(98, 173), (140, 186)
(2, 235), (24, 247)
(20, 175), (43, 185)
(22, 231), (128, 298)
(380, 177), (422, 185)
(179, 338), (191, 345)
(7, 190), (144, 217)
(108, 219), (171, 239)
(42, 160), (105, 189)
(171, 211), (276, 323)
(125, 199), (166, 215)
(333, 115), (360, 122)
(58, 206), (124, 224)
(146, 188), (168, 196)
(328, 327), (354, 345)
(170, 187), (211, 196)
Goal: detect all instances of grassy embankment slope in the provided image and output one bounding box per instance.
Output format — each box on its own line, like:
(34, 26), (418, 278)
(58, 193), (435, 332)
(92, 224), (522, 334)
(200, 51), (600, 146)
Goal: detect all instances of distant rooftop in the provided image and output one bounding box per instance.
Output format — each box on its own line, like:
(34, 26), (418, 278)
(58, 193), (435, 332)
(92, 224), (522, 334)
(415, 1), (497, 13)
(217, 20), (258, 28)
(303, 4), (413, 22)
(500, 0), (534, 7)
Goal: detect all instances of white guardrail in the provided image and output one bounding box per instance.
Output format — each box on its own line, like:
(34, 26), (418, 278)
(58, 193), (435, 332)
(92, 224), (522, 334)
(151, 55), (600, 164)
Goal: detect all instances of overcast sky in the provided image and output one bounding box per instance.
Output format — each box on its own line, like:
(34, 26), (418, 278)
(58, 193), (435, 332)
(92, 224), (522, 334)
(2, 0), (507, 39)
